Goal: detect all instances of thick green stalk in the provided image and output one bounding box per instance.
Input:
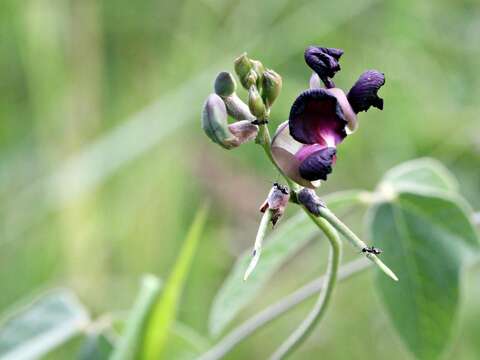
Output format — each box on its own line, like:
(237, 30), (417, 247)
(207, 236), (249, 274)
(269, 214), (341, 360)
(318, 207), (398, 281)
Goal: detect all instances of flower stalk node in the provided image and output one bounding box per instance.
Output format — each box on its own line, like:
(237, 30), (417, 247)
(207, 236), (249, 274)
(297, 188), (325, 216)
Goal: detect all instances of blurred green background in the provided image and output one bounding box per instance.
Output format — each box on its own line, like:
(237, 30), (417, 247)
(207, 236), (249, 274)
(1, 0), (480, 358)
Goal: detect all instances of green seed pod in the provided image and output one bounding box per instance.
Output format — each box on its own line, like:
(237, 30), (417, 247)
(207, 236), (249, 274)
(214, 72), (236, 97)
(248, 85), (266, 119)
(261, 69), (282, 108)
(234, 53), (253, 89)
(201, 94), (235, 149)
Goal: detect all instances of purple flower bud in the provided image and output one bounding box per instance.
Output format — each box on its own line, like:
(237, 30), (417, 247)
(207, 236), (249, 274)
(347, 70), (385, 113)
(304, 46), (344, 88)
(297, 188), (325, 216)
(201, 94), (258, 149)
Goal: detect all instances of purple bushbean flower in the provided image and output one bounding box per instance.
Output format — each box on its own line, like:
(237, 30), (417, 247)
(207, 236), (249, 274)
(271, 46), (385, 188)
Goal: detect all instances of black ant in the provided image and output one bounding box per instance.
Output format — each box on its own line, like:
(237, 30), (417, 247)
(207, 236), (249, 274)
(273, 182), (289, 195)
(362, 246), (382, 255)
(252, 119), (269, 125)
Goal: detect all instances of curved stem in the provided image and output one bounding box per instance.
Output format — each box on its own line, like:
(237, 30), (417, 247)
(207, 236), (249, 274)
(256, 123), (297, 191)
(198, 258), (369, 360)
(269, 213), (342, 360)
(318, 207), (398, 282)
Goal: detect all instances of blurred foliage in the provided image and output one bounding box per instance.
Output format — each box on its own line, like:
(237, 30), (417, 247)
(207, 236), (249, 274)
(1, 0), (480, 359)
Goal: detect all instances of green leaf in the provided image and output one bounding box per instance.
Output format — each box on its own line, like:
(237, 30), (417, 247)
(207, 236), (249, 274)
(78, 332), (114, 360)
(208, 190), (366, 338)
(0, 289), (90, 360)
(162, 322), (210, 360)
(110, 275), (162, 360)
(382, 157), (458, 194)
(368, 191), (478, 360)
(208, 211), (314, 338)
(141, 204), (209, 360)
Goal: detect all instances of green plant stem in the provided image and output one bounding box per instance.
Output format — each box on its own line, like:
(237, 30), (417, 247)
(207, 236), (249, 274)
(256, 123), (297, 191)
(254, 123), (395, 359)
(244, 209), (273, 281)
(269, 214), (341, 360)
(317, 207), (398, 281)
(198, 258), (370, 360)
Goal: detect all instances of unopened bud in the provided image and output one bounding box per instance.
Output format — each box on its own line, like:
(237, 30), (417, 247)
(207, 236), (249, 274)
(250, 59), (265, 88)
(201, 94), (258, 149)
(248, 85), (266, 118)
(297, 188), (325, 216)
(201, 94), (235, 149)
(244, 70), (258, 89)
(234, 53), (253, 89)
(214, 72), (236, 97)
(261, 69), (282, 108)
(222, 94), (255, 121)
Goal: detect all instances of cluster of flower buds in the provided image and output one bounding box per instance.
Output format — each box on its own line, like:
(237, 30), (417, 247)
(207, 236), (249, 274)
(260, 182), (290, 226)
(201, 53), (282, 149)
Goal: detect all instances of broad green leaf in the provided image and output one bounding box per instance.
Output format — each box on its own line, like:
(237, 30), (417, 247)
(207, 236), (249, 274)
(208, 190), (366, 337)
(78, 332), (114, 360)
(141, 205), (208, 360)
(368, 191), (478, 360)
(0, 289), (90, 360)
(382, 157), (458, 194)
(110, 275), (162, 360)
(162, 322), (210, 360)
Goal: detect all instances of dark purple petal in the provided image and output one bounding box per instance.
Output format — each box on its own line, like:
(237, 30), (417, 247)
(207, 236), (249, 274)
(289, 88), (347, 145)
(299, 147), (337, 181)
(304, 46), (344, 88)
(347, 70), (385, 113)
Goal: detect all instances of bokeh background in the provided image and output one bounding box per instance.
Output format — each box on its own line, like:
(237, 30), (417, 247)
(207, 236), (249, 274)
(1, 0), (480, 358)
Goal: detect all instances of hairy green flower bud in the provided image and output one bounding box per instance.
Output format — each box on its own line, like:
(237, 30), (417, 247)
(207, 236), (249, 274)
(261, 69), (282, 108)
(250, 59), (265, 88)
(248, 85), (266, 119)
(201, 94), (235, 149)
(201, 94), (258, 149)
(244, 69), (258, 89)
(222, 94), (255, 121)
(234, 53), (253, 89)
(214, 72), (236, 97)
